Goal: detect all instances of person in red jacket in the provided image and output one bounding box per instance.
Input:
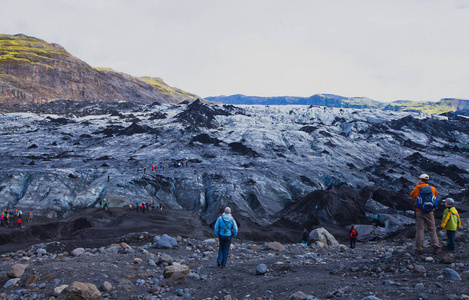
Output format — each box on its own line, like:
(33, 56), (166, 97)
(410, 174), (441, 254)
(349, 224), (358, 248)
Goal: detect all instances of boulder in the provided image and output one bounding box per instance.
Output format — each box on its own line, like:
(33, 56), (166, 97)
(58, 281), (101, 300)
(71, 248), (85, 257)
(256, 264), (268, 275)
(203, 238), (217, 246)
(309, 228), (339, 247)
(158, 253), (174, 265)
(102, 281), (112, 292)
(163, 263), (191, 286)
(414, 265), (426, 273)
(133, 258), (143, 264)
(265, 241), (285, 251)
(120, 242), (132, 249)
(440, 256), (455, 264)
(289, 291), (307, 300)
(163, 263), (190, 279)
(54, 285), (69, 296)
(7, 264), (28, 278)
(156, 234), (177, 249)
(443, 268), (461, 282)
(3, 278), (20, 289)
(338, 244), (348, 252)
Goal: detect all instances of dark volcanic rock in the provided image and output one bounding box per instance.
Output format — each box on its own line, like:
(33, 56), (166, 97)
(190, 133), (221, 145)
(229, 142), (260, 157)
(175, 99), (232, 129)
(275, 185), (368, 229)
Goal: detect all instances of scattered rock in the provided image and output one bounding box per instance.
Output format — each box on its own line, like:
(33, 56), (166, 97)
(7, 264), (28, 278)
(71, 248), (85, 257)
(256, 264), (267, 275)
(289, 291), (307, 300)
(309, 228), (339, 247)
(156, 234), (178, 249)
(58, 281), (101, 300)
(265, 242), (285, 251)
(414, 265), (426, 273)
(102, 281), (112, 292)
(443, 268), (461, 282)
(440, 256), (455, 264)
(3, 278), (21, 289)
(54, 284), (69, 296)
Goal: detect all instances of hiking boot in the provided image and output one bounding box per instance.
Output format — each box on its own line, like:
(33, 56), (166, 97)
(217, 263), (221, 267)
(416, 249), (423, 255)
(434, 247), (442, 254)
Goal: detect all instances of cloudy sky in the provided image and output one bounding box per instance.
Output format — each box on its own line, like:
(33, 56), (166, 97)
(1, 0), (468, 102)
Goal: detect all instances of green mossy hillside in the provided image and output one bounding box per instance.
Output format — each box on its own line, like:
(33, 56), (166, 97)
(0, 34), (71, 67)
(139, 76), (197, 100)
(384, 101), (456, 114)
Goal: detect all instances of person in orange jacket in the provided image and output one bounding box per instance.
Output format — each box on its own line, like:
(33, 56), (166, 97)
(410, 174), (441, 254)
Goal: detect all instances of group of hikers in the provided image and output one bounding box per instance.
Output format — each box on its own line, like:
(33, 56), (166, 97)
(129, 201), (167, 213)
(300, 173), (462, 254)
(97, 199), (168, 213)
(0, 209), (33, 229)
(410, 173), (461, 253)
(137, 160), (190, 174)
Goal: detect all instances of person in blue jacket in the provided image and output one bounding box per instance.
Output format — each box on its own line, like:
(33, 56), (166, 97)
(214, 207), (238, 268)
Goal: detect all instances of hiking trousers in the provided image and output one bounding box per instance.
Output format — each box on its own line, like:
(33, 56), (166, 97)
(446, 230), (456, 250)
(217, 235), (232, 267)
(415, 210), (440, 250)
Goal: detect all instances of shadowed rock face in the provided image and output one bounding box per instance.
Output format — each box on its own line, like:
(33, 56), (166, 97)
(274, 185), (368, 229)
(0, 100), (468, 237)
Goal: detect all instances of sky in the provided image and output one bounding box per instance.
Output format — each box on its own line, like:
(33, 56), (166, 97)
(1, 0), (469, 102)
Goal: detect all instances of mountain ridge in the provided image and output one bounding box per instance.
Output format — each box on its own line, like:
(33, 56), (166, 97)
(0, 34), (197, 105)
(206, 94), (469, 115)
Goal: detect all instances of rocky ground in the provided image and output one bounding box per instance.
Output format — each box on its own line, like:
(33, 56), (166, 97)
(1, 208), (469, 300)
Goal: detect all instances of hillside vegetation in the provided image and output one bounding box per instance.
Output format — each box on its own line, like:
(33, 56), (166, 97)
(0, 34), (197, 105)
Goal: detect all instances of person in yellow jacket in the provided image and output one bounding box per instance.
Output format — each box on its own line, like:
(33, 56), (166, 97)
(410, 174), (441, 254)
(441, 198), (461, 251)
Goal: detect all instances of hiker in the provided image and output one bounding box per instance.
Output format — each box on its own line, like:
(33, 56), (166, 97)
(302, 229), (309, 246)
(129, 204), (132, 211)
(0, 211), (5, 227)
(441, 198), (461, 251)
(410, 174), (441, 254)
(349, 224), (358, 248)
(214, 207), (238, 268)
(17, 216), (22, 229)
(103, 199), (109, 211)
(28, 211), (33, 223)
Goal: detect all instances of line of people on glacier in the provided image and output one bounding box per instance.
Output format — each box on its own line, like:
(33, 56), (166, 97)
(136, 159), (190, 175)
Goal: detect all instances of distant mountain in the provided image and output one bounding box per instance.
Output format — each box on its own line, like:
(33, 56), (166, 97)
(206, 94), (385, 109)
(0, 34), (198, 105)
(206, 94), (469, 115)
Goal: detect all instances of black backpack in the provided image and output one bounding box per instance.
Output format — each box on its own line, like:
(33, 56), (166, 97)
(417, 186), (437, 212)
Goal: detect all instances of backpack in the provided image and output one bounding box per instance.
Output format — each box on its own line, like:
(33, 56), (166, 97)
(219, 216), (234, 236)
(416, 186), (437, 212)
(350, 229), (358, 238)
